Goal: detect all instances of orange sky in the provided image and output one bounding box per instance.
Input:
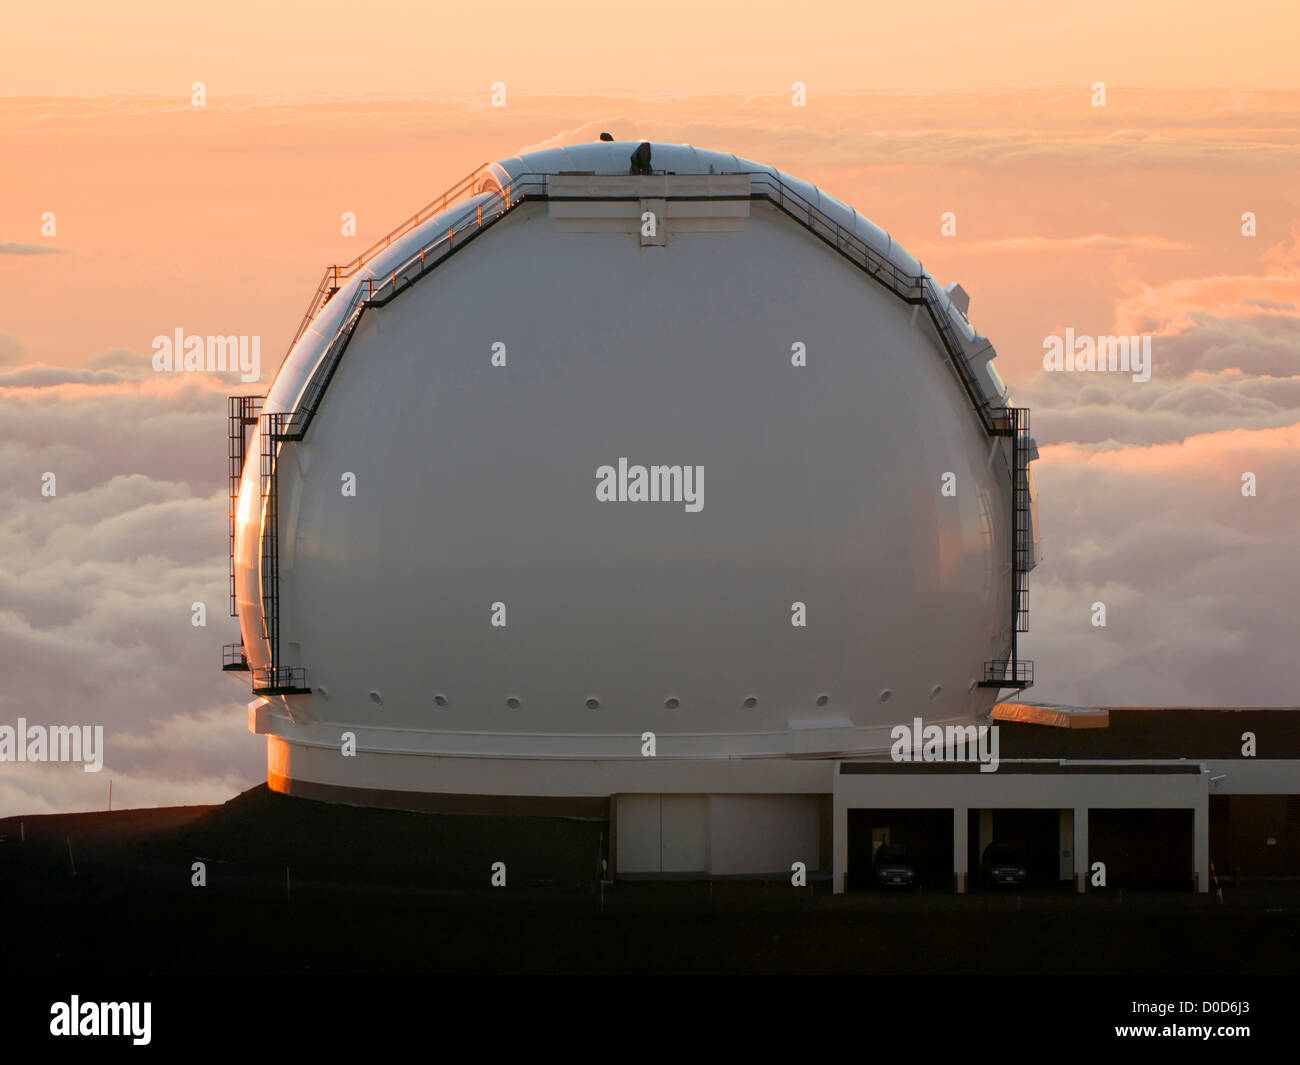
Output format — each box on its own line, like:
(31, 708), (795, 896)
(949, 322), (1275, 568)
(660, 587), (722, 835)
(4, 0), (1300, 96)
(3, 89), (1297, 386)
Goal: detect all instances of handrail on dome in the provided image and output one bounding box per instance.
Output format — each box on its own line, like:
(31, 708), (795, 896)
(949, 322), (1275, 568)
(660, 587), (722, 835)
(280, 167), (1008, 437)
(285, 163), (500, 354)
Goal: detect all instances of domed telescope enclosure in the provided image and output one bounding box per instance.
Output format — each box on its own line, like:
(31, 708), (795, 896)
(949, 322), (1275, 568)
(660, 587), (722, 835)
(224, 140), (1039, 879)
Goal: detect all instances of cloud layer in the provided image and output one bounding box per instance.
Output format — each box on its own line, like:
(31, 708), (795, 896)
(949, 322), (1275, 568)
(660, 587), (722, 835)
(1, 90), (1296, 814)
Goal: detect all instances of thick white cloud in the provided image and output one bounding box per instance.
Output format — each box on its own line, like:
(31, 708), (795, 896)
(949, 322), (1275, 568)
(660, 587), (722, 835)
(1020, 239), (1300, 447)
(0, 355), (259, 817)
(1023, 422), (1300, 707)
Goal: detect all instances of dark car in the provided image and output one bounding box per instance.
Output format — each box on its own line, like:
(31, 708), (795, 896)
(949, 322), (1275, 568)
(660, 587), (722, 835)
(980, 843), (1028, 888)
(873, 844), (917, 888)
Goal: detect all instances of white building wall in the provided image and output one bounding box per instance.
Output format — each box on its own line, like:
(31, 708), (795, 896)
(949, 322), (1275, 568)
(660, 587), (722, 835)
(615, 792), (819, 876)
(1201, 760), (1300, 793)
(705, 795), (820, 875)
(616, 794), (662, 873)
(661, 796), (708, 872)
(1059, 807), (1075, 883)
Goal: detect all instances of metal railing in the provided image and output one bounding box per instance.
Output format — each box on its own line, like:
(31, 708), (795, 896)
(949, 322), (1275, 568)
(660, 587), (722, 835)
(222, 642), (249, 671)
(279, 167), (1008, 439)
(981, 659), (1034, 689)
(745, 171), (1004, 436)
(251, 665), (309, 696)
(286, 164), (499, 354)
(281, 172), (543, 441)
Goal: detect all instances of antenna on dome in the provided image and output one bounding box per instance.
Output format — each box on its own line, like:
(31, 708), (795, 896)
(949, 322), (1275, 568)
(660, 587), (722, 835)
(599, 132), (614, 142)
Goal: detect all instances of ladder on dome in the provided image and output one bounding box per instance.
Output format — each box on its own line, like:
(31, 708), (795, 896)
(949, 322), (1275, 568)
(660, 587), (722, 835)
(227, 395), (262, 617)
(1012, 407), (1033, 634)
(285, 164), (505, 356)
(223, 396), (262, 676)
(223, 396), (308, 693)
(979, 406), (1033, 690)
(253, 410), (310, 695)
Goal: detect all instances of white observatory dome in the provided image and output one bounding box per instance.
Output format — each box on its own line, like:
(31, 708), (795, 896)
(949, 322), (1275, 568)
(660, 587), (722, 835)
(227, 140), (1038, 807)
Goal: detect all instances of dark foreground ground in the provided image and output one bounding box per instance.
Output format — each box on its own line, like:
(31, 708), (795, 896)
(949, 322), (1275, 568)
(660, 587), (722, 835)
(2, 785), (1298, 975)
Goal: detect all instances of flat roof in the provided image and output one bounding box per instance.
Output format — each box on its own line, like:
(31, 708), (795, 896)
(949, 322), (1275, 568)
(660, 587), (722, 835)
(996, 706), (1300, 760)
(992, 702), (1109, 729)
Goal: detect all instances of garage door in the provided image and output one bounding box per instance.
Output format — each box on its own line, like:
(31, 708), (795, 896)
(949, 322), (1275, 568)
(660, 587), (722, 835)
(615, 795), (707, 874)
(847, 808), (953, 891)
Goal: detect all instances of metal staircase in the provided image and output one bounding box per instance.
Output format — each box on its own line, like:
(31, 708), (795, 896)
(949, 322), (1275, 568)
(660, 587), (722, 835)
(227, 395), (263, 616)
(253, 411), (310, 695)
(1012, 407), (1033, 634)
(979, 406), (1033, 690)
(223, 396), (262, 676)
(287, 165), (500, 357)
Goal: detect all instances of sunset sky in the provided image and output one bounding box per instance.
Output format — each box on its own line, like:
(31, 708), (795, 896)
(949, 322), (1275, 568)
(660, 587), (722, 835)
(5, 0), (1300, 95)
(1, 2), (1297, 815)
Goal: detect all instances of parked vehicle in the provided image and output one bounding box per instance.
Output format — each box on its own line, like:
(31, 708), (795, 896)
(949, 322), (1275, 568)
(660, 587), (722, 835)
(873, 844), (917, 888)
(980, 842), (1028, 887)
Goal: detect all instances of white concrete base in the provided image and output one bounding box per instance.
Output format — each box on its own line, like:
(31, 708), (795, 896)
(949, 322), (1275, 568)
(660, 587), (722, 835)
(266, 734), (836, 798)
(615, 793), (822, 875)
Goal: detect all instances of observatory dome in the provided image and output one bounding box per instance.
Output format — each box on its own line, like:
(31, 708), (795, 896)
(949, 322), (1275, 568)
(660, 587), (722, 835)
(228, 140), (1038, 804)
